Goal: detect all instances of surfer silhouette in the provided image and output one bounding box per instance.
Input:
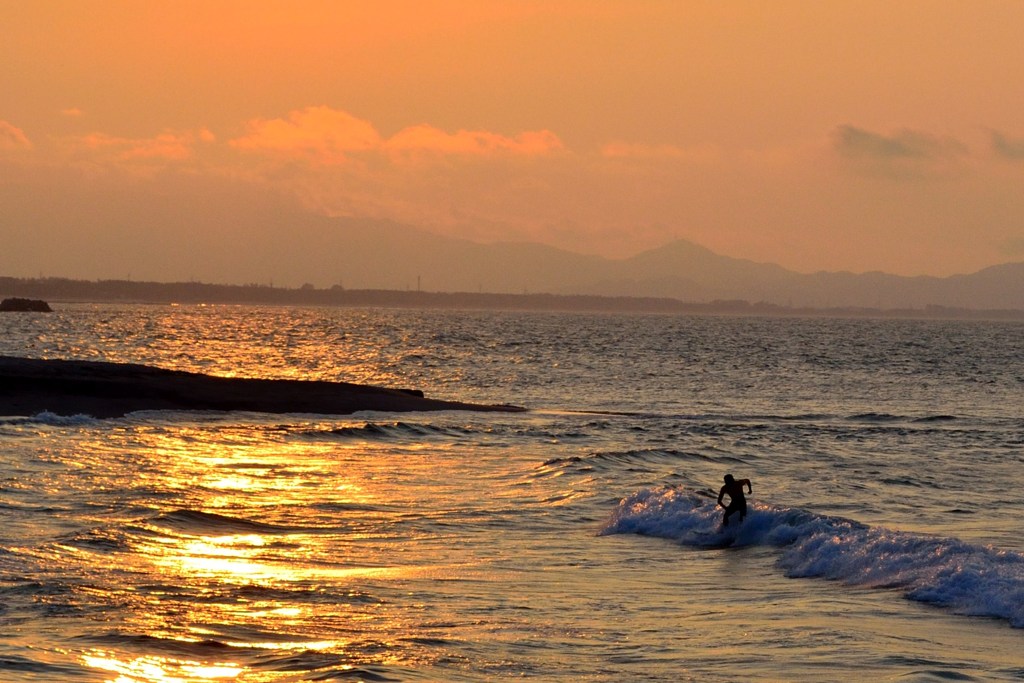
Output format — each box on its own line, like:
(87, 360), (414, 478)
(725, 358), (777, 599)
(717, 474), (752, 527)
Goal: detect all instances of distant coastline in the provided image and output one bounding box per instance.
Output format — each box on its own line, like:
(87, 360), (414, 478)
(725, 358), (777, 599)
(2, 275), (1023, 321)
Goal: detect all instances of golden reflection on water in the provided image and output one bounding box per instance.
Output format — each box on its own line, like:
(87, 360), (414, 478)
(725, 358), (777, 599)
(83, 652), (243, 682)
(110, 306), (425, 390)
(78, 429), (434, 681)
(151, 531), (415, 584)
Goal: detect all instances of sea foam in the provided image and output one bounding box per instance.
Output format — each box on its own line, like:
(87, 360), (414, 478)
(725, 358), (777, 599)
(0, 411), (98, 426)
(601, 486), (1024, 627)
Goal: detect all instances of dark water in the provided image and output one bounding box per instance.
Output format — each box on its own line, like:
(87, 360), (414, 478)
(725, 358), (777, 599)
(1, 305), (1023, 681)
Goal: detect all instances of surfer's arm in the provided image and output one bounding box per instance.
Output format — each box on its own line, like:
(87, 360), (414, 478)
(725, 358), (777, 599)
(742, 479), (752, 493)
(717, 487), (725, 507)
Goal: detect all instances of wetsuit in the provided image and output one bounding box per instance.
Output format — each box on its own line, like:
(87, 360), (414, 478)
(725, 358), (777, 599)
(718, 479), (751, 526)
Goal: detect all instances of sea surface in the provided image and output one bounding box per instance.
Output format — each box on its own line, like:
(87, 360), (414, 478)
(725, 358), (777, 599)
(1, 304), (1023, 682)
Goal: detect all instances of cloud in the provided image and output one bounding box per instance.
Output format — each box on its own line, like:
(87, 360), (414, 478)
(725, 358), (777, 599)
(386, 124), (563, 158)
(990, 130), (1024, 161)
(231, 106), (564, 165)
(832, 125), (966, 162)
(60, 128), (215, 168)
(0, 120), (32, 150)
(62, 107), (84, 117)
(230, 106), (381, 164)
(830, 125), (970, 180)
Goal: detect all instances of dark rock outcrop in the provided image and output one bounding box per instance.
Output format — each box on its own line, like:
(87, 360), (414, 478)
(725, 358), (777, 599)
(0, 356), (524, 418)
(0, 297), (52, 312)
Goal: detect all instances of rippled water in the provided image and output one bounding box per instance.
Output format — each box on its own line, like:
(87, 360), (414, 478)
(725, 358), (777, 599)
(1, 305), (1023, 681)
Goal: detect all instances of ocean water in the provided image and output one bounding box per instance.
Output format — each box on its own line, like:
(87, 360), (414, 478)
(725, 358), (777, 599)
(1, 304), (1023, 682)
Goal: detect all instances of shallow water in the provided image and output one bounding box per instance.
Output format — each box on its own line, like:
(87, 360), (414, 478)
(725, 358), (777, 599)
(1, 305), (1023, 681)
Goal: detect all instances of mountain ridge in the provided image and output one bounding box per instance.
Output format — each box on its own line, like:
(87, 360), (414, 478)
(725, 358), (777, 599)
(283, 218), (1024, 309)
(3, 182), (1022, 310)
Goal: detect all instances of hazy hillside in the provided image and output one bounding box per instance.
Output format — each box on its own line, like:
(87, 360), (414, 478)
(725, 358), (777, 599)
(3, 179), (1022, 309)
(245, 216), (1022, 309)
(339, 222), (1024, 309)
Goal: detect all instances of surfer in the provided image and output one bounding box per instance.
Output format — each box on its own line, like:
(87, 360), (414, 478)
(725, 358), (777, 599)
(717, 473), (752, 526)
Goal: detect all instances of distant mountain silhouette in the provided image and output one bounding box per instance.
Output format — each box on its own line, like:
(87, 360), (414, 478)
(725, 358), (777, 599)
(3, 173), (1022, 310)
(288, 218), (1023, 310)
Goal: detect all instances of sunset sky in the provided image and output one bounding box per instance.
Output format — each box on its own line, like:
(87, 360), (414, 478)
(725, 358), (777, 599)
(3, 1), (1024, 280)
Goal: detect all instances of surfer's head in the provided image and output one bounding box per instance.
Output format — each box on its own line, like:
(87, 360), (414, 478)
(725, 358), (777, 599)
(724, 474), (734, 484)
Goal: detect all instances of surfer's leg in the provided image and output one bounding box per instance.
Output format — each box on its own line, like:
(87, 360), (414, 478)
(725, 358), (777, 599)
(722, 502), (738, 526)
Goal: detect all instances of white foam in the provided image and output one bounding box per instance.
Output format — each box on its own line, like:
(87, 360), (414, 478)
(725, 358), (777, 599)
(601, 486), (1024, 627)
(0, 411), (97, 426)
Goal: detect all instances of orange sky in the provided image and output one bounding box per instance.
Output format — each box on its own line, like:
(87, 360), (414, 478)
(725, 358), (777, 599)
(3, 0), (1024, 279)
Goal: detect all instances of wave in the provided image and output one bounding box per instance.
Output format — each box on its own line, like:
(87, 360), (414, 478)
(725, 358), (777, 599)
(0, 654), (82, 677)
(296, 421), (475, 441)
(0, 411), (98, 426)
(75, 631), (235, 657)
(300, 665), (402, 681)
(578, 411), (972, 424)
(149, 509), (333, 536)
(539, 449), (724, 478)
(55, 528), (132, 554)
(74, 632), (404, 680)
(847, 412), (962, 424)
(600, 487), (1024, 627)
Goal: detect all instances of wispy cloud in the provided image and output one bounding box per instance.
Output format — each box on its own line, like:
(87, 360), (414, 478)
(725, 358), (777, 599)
(386, 124), (563, 159)
(990, 130), (1024, 161)
(230, 106), (563, 164)
(832, 125), (966, 162)
(0, 120), (32, 150)
(69, 128), (214, 162)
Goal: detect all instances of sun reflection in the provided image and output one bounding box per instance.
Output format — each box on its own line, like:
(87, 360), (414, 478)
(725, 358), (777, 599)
(79, 420), (467, 681)
(155, 540), (419, 583)
(203, 475), (261, 490)
(141, 523), (437, 594)
(240, 606), (302, 618)
(185, 535), (267, 553)
(181, 665), (243, 679)
(224, 639), (339, 651)
(83, 652), (242, 682)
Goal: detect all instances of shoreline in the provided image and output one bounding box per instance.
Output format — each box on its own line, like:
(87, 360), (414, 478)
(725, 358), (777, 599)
(0, 355), (525, 419)
(4, 276), (1024, 320)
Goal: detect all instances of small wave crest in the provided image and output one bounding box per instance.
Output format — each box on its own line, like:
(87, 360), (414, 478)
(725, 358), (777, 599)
(0, 653), (82, 676)
(149, 509), (329, 536)
(0, 411), (97, 427)
(601, 487), (1024, 627)
(297, 421), (474, 441)
(847, 412), (962, 425)
(74, 632), (411, 680)
(541, 448), (719, 475)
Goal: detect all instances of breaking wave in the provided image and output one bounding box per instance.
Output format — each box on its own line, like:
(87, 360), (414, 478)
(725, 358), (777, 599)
(601, 486), (1024, 627)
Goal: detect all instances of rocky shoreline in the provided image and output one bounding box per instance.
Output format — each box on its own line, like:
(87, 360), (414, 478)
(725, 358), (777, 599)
(0, 297), (52, 312)
(0, 356), (525, 419)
